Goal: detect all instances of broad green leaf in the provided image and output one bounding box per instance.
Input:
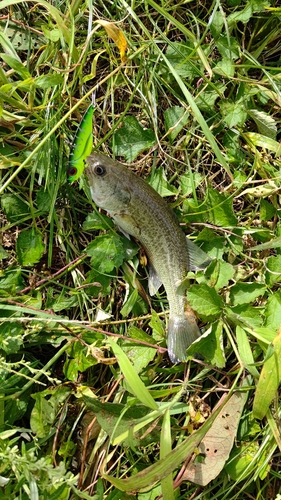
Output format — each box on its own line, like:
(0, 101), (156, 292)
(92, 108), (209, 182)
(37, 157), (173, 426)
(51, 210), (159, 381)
(16, 228), (45, 266)
(216, 36), (240, 60)
(34, 73), (63, 88)
(163, 42), (200, 79)
(83, 211), (114, 231)
(248, 109), (277, 140)
(36, 188), (52, 213)
(121, 325), (156, 373)
(112, 115), (156, 162)
(63, 342), (98, 381)
(108, 339), (158, 410)
(253, 327), (281, 419)
(188, 283), (224, 320)
(187, 321), (225, 368)
(87, 233), (125, 273)
(264, 292), (281, 331)
(209, 11), (224, 39)
(179, 171), (202, 196)
(0, 322), (23, 354)
(196, 83), (226, 112)
(220, 99), (247, 128)
(204, 260), (235, 291)
(225, 442), (260, 480)
(206, 188), (238, 226)
(229, 282), (266, 306)
(1, 193), (30, 223)
(260, 199), (277, 221)
(265, 255), (281, 287)
(164, 106), (189, 142)
(46, 294), (78, 313)
(83, 396), (156, 447)
(214, 57), (235, 78)
(0, 267), (24, 293)
(147, 168), (177, 197)
(226, 304), (263, 328)
(30, 387), (71, 438)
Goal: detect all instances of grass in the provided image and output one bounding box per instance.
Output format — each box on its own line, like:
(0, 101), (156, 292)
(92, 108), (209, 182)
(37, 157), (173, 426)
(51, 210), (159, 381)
(0, 0), (281, 498)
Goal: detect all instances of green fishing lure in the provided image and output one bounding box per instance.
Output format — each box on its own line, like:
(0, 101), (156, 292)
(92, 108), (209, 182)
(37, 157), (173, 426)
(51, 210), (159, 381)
(68, 103), (93, 182)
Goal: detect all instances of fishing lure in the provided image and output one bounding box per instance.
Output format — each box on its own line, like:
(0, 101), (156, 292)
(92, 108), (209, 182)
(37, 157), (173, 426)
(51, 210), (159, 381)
(67, 103), (93, 182)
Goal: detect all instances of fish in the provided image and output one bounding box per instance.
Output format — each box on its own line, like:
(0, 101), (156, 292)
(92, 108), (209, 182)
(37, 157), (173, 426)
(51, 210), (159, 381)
(85, 153), (211, 363)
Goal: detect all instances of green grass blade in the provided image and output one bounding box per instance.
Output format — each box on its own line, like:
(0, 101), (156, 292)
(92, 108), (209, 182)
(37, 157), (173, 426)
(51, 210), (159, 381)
(108, 338), (158, 410)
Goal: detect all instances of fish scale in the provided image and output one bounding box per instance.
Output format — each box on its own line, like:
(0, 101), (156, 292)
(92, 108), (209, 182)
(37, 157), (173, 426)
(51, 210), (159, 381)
(85, 153), (210, 363)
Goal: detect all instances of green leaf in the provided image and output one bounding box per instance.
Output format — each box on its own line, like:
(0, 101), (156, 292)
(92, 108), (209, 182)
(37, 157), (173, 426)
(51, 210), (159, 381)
(187, 321), (225, 368)
(83, 211), (114, 231)
(34, 73), (63, 89)
(253, 328), (281, 419)
(227, 304), (264, 328)
(16, 228), (45, 266)
(87, 233), (125, 273)
(260, 199), (277, 221)
(0, 245), (9, 260)
(214, 58), (235, 78)
(83, 396), (156, 447)
(0, 53), (31, 79)
(209, 11), (224, 39)
(30, 387), (71, 438)
(0, 321), (23, 354)
(179, 171), (202, 196)
(63, 342), (98, 381)
(147, 168), (177, 197)
(245, 132), (281, 154)
(248, 109), (277, 140)
(264, 292), (281, 331)
(188, 283), (224, 321)
(1, 193), (30, 223)
(111, 115), (156, 162)
(196, 83), (226, 112)
(0, 267), (24, 293)
(164, 106), (189, 142)
(206, 188), (238, 226)
(229, 282), (266, 306)
(265, 255), (281, 287)
(219, 99), (247, 128)
(216, 36), (240, 60)
(121, 325), (156, 373)
(108, 339), (158, 410)
(236, 326), (259, 378)
(164, 42), (200, 79)
(36, 188), (52, 213)
(205, 260), (235, 291)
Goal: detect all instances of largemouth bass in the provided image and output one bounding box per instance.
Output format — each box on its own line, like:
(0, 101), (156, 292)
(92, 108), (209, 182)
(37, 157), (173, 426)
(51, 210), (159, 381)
(85, 153), (210, 363)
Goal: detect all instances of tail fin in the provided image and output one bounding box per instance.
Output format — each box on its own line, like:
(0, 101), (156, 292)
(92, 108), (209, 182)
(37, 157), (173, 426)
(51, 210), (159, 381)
(167, 312), (201, 363)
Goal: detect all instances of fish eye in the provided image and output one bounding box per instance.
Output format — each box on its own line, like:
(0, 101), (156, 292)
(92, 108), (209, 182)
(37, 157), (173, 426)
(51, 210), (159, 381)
(67, 167), (77, 177)
(94, 163), (106, 176)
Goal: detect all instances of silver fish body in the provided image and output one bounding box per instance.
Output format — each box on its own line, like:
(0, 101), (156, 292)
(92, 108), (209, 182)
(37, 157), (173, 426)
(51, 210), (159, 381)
(85, 153), (210, 363)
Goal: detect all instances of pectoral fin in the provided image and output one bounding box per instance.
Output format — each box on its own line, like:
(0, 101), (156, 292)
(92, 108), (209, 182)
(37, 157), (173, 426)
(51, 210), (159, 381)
(148, 265), (163, 296)
(186, 238), (212, 271)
